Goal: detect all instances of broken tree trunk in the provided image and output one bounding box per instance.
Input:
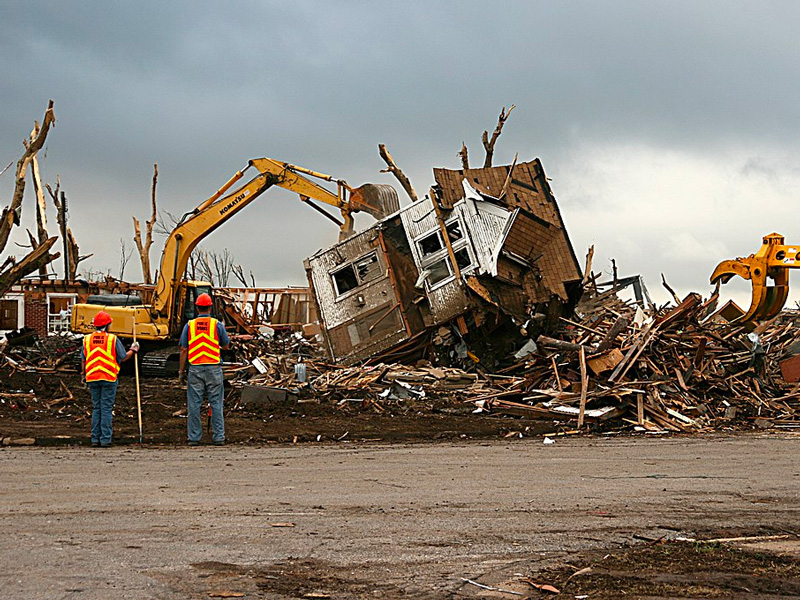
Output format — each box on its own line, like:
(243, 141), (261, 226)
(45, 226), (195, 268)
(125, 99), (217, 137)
(482, 104), (515, 168)
(378, 144), (418, 202)
(0, 100), (56, 255)
(52, 184), (69, 278)
(458, 143), (469, 170)
(29, 124), (50, 277)
(581, 245), (594, 287)
(46, 182), (89, 281)
(66, 227), (90, 281)
(0, 237), (59, 297)
(133, 163), (158, 284)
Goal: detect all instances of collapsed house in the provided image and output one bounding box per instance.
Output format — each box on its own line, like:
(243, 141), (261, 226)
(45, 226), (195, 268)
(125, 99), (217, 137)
(304, 159), (583, 366)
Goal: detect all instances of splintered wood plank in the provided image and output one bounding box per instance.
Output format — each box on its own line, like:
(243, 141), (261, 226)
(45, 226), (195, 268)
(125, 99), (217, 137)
(578, 346), (588, 429)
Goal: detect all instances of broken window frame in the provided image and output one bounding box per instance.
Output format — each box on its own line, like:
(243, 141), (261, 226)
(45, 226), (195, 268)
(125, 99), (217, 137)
(46, 293), (77, 334)
(330, 250), (384, 299)
(414, 217), (475, 292)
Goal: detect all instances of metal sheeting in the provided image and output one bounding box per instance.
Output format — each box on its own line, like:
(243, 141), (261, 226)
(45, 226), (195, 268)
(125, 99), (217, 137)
(400, 197), (466, 323)
(305, 228), (395, 330)
(457, 198), (513, 275)
(397, 193), (515, 326)
(425, 281), (470, 323)
(399, 197), (438, 242)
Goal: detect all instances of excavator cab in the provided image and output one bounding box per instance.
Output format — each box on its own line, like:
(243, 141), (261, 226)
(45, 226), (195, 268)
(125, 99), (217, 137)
(710, 233), (796, 323)
(178, 282), (213, 331)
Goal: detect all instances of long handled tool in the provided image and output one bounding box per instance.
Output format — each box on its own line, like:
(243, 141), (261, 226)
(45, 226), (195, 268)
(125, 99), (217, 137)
(133, 327), (143, 443)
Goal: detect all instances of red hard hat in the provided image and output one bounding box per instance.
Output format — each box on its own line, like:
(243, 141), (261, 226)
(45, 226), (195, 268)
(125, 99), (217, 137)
(93, 310), (113, 327)
(195, 293), (213, 307)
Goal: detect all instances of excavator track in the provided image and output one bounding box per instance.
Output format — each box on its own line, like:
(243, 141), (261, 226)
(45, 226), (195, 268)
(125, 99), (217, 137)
(140, 346), (181, 377)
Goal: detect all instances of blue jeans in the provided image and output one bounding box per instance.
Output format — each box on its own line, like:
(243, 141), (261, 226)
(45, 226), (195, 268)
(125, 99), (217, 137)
(88, 380), (118, 445)
(187, 364), (225, 443)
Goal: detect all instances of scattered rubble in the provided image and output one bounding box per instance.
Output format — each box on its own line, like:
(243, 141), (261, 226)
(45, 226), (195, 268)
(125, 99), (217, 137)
(3, 267), (800, 438)
(224, 261), (800, 435)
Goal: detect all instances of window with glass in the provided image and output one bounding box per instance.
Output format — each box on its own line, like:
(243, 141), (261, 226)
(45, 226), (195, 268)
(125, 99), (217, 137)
(414, 218), (474, 290)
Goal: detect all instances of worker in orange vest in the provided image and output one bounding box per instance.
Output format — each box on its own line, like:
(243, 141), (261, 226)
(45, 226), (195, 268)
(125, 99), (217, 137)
(178, 293), (230, 446)
(81, 311), (139, 447)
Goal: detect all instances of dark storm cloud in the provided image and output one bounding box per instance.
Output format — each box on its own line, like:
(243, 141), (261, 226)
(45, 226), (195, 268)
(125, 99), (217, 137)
(1, 0), (799, 296)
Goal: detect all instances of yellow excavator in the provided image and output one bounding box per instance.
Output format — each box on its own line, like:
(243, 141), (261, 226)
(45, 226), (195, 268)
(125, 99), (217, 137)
(710, 232), (798, 323)
(70, 157), (398, 372)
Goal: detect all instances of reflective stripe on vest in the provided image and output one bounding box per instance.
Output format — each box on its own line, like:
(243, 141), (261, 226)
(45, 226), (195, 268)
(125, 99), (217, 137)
(188, 317), (221, 365)
(84, 332), (120, 382)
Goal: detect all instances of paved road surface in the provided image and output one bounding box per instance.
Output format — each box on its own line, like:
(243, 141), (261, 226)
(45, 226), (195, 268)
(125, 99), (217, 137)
(1, 434), (798, 598)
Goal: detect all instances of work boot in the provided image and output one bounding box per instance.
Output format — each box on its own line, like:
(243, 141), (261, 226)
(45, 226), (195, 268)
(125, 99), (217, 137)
(188, 440), (200, 447)
(212, 439), (226, 446)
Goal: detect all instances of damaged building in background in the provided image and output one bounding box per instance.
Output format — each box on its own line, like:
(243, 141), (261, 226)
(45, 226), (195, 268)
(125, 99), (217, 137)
(304, 158), (583, 367)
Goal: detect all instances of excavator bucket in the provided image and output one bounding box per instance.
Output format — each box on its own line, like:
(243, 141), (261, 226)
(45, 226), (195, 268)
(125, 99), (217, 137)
(709, 233), (793, 323)
(349, 184), (400, 221)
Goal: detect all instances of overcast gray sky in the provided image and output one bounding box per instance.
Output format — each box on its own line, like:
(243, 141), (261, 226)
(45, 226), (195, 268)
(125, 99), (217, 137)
(2, 1), (800, 308)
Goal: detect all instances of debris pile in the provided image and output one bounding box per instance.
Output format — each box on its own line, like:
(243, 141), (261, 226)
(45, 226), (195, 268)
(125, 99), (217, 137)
(1, 330), (81, 374)
(229, 277), (800, 434)
(478, 287), (800, 433)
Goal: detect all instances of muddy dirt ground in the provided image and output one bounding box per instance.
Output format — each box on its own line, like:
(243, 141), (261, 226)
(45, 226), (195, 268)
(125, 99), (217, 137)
(2, 371), (800, 598)
(0, 370), (556, 445)
(2, 437), (799, 599)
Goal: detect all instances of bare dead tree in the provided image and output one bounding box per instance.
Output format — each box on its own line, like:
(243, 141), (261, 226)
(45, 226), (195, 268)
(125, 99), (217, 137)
(0, 100), (55, 255)
(81, 266), (111, 282)
(133, 163), (158, 284)
(154, 209), (180, 236)
(378, 144), (418, 202)
(118, 238), (134, 280)
(44, 177), (65, 274)
(231, 263), (249, 287)
(232, 264), (257, 288)
(482, 104), (515, 168)
(458, 143), (470, 170)
(0, 101), (61, 290)
(200, 251), (214, 285)
(189, 247), (249, 288)
(186, 251), (198, 281)
(67, 229), (92, 279)
(189, 248), (214, 285)
(45, 181), (91, 280)
(209, 248), (237, 287)
(28, 124), (50, 276)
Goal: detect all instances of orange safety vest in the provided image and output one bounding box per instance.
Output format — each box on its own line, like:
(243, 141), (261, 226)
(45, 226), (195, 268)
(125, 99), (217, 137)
(84, 331), (120, 382)
(187, 317), (221, 365)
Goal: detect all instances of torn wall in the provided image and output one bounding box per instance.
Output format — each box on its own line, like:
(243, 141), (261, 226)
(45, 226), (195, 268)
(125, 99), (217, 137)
(305, 158), (583, 365)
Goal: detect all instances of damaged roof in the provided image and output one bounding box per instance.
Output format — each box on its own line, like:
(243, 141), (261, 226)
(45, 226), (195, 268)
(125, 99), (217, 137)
(433, 158), (583, 301)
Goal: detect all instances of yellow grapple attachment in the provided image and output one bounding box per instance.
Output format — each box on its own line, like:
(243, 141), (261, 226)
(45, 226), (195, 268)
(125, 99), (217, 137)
(710, 232), (795, 323)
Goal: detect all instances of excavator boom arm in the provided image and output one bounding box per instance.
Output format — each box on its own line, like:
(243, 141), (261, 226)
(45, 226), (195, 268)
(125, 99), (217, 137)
(152, 159), (352, 320)
(71, 155), (399, 342)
